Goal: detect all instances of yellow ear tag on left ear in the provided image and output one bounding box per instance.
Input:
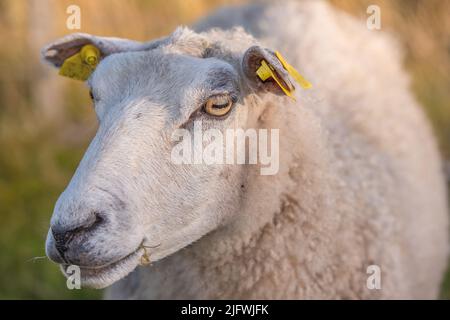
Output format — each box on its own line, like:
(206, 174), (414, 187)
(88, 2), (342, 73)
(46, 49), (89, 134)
(256, 51), (312, 99)
(59, 44), (100, 81)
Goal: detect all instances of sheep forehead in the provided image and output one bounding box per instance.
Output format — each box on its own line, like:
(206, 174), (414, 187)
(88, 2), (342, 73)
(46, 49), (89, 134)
(89, 50), (239, 119)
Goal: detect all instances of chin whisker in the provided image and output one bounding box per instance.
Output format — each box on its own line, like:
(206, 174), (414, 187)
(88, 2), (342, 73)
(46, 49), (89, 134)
(27, 256), (49, 263)
(138, 239), (161, 266)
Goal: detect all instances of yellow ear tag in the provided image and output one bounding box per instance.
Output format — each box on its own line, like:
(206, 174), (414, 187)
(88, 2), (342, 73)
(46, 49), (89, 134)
(275, 51), (312, 89)
(256, 51), (312, 99)
(256, 60), (295, 98)
(59, 44), (100, 81)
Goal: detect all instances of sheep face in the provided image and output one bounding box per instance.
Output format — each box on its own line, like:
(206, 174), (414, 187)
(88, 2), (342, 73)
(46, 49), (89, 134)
(42, 28), (287, 289)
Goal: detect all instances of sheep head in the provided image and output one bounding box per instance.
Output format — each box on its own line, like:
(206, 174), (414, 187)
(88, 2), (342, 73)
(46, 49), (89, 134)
(42, 27), (297, 289)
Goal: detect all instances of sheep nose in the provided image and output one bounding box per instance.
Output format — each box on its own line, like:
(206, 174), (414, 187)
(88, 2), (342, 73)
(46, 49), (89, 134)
(50, 213), (102, 261)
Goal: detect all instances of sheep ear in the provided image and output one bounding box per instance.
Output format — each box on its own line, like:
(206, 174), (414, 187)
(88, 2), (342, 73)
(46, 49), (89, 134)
(242, 46), (293, 97)
(41, 33), (146, 68)
(242, 46), (311, 98)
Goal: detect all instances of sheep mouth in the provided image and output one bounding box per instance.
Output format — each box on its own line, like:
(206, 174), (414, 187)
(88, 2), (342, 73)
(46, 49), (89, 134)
(60, 248), (144, 289)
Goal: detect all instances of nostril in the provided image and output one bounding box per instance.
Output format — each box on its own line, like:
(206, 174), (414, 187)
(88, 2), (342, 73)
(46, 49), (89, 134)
(85, 211), (105, 234)
(51, 227), (75, 256)
(51, 211), (105, 257)
(91, 212), (104, 228)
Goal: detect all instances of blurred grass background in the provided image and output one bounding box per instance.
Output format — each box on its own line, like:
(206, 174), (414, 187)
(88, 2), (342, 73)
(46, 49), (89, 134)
(0, 0), (449, 299)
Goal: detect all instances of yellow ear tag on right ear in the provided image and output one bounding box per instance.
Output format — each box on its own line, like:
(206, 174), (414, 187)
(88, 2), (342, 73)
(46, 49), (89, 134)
(275, 51), (312, 89)
(256, 51), (312, 99)
(256, 60), (295, 98)
(59, 44), (100, 81)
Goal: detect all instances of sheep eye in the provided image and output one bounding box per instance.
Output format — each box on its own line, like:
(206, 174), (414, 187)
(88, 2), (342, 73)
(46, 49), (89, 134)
(203, 95), (233, 117)
(89, 90), (94, 101)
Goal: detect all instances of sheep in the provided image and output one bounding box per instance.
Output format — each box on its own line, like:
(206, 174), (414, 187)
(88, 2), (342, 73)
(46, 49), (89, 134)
(41, 0), (448, 299)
